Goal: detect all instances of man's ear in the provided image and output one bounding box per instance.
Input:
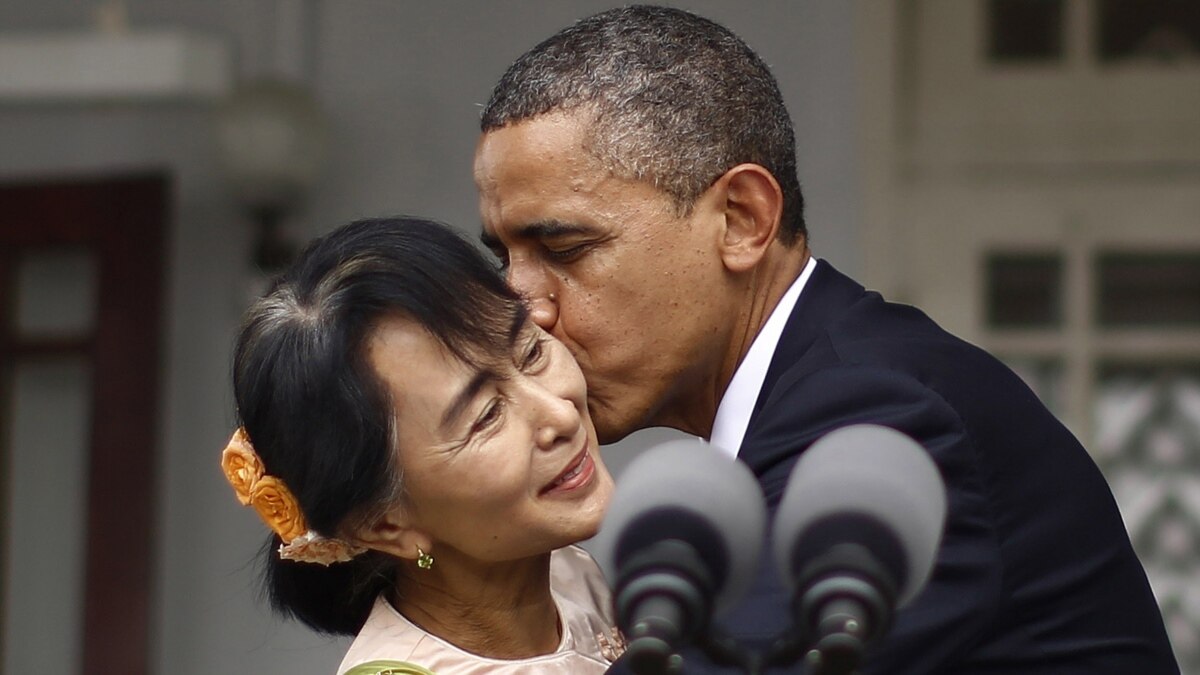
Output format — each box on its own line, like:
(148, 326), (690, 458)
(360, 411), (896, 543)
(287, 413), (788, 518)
(709, 163), (783, 273)
(351, 508), (431, 561)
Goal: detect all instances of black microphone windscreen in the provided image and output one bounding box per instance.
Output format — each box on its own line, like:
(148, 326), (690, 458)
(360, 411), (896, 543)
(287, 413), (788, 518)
(772, 424), (946, 607)
(591, 439), (766, 615)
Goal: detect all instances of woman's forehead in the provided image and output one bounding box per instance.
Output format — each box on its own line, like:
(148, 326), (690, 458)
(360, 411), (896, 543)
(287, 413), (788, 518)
(366, 315), (527, 418)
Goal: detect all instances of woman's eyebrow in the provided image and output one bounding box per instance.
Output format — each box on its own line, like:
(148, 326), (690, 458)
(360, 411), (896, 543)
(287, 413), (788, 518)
(509, 304), (529, 344)
(440, 370), (494, 432)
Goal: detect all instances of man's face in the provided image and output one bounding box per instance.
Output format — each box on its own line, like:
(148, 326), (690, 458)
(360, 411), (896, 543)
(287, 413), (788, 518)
(474, 111), (732, 443)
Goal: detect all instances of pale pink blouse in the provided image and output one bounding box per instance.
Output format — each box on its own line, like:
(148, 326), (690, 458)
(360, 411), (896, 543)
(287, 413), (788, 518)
(336, 546), (624, 674)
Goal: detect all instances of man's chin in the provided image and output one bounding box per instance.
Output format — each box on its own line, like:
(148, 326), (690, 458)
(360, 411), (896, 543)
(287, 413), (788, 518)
(596, 427), (631, 446)
(589, 404), (639, 445)
(593, 417), (633, 445)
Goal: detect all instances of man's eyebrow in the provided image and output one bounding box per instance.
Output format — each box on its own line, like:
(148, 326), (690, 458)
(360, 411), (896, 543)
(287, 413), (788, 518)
(479, 219), (597, 250)
(440, 370), (494, 433)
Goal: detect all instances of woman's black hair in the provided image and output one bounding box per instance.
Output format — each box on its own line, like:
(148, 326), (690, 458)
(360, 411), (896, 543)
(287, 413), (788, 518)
(232, 216), (525, 635)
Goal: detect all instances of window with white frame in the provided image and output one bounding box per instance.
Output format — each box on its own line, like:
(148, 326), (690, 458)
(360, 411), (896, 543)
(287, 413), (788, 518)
(985, 246), (1200, 668)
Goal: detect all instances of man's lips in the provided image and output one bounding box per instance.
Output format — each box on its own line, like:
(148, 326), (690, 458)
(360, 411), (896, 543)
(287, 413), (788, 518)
(541, 445), (595, 495)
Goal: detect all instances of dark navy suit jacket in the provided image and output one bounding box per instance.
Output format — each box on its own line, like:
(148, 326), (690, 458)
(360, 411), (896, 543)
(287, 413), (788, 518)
(611, 260), (1178, 674)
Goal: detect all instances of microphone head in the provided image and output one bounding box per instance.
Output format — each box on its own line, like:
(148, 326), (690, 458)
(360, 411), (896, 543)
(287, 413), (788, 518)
(772, 424), (947, 607)
(592, 439), (766, 615)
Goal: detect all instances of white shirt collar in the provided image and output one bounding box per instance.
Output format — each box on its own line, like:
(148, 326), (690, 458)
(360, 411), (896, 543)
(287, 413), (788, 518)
(709, 255), (817, 458)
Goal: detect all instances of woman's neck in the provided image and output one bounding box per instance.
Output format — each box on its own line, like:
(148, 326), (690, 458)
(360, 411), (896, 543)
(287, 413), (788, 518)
(390, 551), (560, 659)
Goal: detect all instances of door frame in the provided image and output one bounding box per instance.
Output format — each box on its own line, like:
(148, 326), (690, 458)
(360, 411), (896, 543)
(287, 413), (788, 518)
(0, 171), (167, 675)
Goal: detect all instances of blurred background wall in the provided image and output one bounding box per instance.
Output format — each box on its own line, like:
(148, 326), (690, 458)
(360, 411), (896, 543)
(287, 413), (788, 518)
(0, 1), (1196, 674)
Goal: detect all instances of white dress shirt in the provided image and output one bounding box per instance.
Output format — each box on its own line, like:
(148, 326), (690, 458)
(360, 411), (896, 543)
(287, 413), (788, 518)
(709, 256), (817, 458)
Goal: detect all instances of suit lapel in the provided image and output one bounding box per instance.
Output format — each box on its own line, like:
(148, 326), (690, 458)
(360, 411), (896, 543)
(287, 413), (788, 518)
(748, 259), (867, 427)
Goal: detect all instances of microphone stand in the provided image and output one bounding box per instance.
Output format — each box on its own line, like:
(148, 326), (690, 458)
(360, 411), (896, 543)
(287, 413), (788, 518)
(681, 555), (895, 675)
(616, 580), (888, 675)
(695, 620), (870, 675)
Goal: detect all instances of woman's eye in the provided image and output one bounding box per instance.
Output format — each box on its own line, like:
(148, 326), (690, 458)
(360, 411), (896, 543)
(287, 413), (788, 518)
(471, 399), (505, 435)
(520, 338), (547, 371)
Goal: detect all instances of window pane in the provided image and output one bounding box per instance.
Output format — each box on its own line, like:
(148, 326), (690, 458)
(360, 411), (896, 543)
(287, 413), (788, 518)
(1097, 0), (1200, 64)
(1096, 252), (1200, 327)
(3, 358), (91, 674)
(14, 249), (96, 339)
(1093, 364), (1200, 670)
(986, 253), (1064, 328)
(987, 0), (1065, 62)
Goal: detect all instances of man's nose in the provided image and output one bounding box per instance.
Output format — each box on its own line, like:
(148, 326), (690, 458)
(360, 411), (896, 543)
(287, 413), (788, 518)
(527, 294), (558, 330)
(507, 263), (558, 330)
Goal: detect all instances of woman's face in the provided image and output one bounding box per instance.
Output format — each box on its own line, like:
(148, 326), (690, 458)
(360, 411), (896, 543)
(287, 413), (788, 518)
(366, 314), (613, 563)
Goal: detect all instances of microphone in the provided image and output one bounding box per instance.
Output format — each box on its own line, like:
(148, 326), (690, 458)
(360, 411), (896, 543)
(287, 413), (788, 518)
(592, 439), (766, 675)
(770, 424), (947, 675)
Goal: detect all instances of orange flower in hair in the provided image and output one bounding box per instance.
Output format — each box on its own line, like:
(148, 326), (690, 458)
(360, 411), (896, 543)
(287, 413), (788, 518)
(221, 428), (263, 506)
(280, 531), (366, 566)
(249, 475), (309, 543)
(220, 425), (362, 564)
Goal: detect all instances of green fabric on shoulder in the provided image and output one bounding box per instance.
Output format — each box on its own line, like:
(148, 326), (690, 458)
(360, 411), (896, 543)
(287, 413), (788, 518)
(342, 660), (436, 675)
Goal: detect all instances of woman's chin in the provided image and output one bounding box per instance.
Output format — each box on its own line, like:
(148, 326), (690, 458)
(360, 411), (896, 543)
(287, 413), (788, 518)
(576, 519), (603, 544)
(573, 493), (613, 544)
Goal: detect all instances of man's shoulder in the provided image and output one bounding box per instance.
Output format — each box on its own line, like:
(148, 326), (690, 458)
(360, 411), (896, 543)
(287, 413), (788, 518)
(773, 261), (971, 374)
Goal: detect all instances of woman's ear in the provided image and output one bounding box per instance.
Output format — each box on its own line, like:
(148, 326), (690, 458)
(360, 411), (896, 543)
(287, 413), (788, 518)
(352, 509), (432, 561)
(710, 163), (784, 273)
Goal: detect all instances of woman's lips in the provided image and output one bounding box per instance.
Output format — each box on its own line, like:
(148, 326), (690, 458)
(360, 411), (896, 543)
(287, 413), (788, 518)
(541, 447), (596, 495)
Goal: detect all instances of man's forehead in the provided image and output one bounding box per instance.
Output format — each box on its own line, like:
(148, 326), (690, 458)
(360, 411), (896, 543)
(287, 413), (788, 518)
(476, 112), (599, 174)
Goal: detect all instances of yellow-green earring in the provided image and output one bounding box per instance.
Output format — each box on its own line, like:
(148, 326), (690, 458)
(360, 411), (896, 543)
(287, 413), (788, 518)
(416, 546), (434, 570)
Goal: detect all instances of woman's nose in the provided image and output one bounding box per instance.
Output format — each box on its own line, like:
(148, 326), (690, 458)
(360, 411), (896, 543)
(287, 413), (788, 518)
(532, 384), (581, 451)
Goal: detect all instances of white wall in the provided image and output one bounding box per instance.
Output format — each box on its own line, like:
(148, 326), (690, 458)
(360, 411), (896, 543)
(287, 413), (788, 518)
(0, 2), (862, 673)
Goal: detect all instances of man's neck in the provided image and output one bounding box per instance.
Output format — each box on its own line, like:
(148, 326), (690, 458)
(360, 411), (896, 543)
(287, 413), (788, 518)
(725, 245), (812, 382)
(653, 244), (811, 439)
(391, 551), (559, 659)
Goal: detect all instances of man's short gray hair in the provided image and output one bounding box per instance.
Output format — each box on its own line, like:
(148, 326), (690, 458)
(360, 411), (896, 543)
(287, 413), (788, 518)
(480, 5), (806, 245)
